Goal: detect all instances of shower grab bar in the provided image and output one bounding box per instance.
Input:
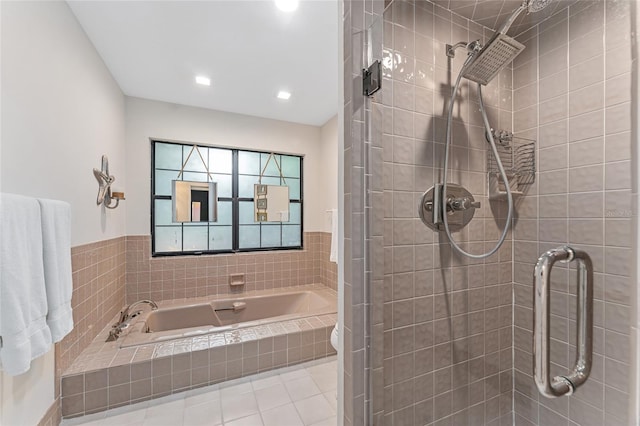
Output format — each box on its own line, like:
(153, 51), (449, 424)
(533, 246), (593, 398)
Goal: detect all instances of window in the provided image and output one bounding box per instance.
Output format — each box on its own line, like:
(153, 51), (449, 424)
(151, 140), (303, 256)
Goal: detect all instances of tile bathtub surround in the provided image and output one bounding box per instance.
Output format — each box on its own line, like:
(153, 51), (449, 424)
(318, 232), (338, 292)
(512, 1), (633, 425)
(60, 303), (337, 418)
(60, 356), (338, 426)
(37, 398), (62, 426)
(125, 232), (336, 303)
(39, 237), (127, 426)
(59, 237), (127, 376)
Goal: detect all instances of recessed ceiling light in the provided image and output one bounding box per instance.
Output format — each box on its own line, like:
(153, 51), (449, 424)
(277, 90), (292, 100)
(275, 0), (298, 12)
(195, 75), (211, 86)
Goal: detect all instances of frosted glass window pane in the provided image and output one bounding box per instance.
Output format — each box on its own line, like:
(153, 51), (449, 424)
(260, 153), (282, 177)
(209, 148), (232, 174)
(289, 203), (301, 225)
(217, 201), (232, 226)
(155, 143), (182, 170)
(183, 146), (207, 172)
(155, 170), (178, 196)
(213, 174), (232, 198)
(239, 176), (281, 198)
(261, 225), (281, 247)
(155, 226), (182, 252)
(262, 176), (281, 186)
(182, 172), (208, 182)
(183, 226), (208, 251)
(281, 156), (301, 178)
(282, 225), (301, 246)
(238, 175), (258, 198)
(286, 178), (300, 200)
(210, 226), (232, 250)
(238, 151), (260, 175)
(239, 201), (256, 224)
(239, 225), (260, 248)
(154, 200), (173, 225)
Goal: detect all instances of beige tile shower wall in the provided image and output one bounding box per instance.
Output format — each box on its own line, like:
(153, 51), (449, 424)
(125, 232), (335, 303)
(380, 1), (514, 424)
(512, 1), (633, 425)
(343, 1), (386, 425)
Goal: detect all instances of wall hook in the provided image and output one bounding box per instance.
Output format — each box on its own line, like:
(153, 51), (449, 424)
(93, 155), (124, 209)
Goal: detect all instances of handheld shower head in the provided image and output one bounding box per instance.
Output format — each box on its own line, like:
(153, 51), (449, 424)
(526, 0), (552, 13)
(499, 0), (554, 34)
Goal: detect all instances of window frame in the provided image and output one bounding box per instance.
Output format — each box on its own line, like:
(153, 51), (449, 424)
(150, 139), (304, 257)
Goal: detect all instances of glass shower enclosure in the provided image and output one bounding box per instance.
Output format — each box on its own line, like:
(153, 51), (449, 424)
(342, 0), (639, 425)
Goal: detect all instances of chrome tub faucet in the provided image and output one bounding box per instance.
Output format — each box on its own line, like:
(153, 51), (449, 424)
(106, 299), (158, 342)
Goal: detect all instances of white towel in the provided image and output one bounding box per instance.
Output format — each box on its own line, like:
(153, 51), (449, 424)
(38, 198), (73, 343)
(0, 193), (52, 376)
(329, 209), (338, 263)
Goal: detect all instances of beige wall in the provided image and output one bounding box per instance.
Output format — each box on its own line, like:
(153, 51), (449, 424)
(0, 0), (126, 424)
(124, 97), (334, 234)
(320, 115), (339, 232)
(0, 1), (126, 247)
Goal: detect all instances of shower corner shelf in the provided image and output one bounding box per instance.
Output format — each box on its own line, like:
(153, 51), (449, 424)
(487, 131), (536, 201)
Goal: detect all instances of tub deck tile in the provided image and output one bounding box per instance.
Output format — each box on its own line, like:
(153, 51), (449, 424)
(61, 285), (337, 418)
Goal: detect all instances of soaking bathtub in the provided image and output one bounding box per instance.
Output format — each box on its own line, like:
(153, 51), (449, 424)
(119, 286), (336, 348)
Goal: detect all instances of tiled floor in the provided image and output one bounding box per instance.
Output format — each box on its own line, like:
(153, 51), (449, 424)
(61, 356), (337, 426)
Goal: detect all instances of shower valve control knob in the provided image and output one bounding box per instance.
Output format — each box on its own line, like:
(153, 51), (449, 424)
(448, 197), (481, 211)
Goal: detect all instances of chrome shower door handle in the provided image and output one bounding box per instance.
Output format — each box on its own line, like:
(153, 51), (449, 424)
(533, 246), (593, 398)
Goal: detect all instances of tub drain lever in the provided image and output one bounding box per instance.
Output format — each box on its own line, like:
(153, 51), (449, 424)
(215, 301), (247, 312)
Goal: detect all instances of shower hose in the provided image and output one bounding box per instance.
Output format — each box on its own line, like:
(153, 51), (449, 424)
(441, 53), (514, 259)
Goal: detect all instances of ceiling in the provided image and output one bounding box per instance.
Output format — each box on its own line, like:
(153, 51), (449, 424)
(67, 1), (339, 127)
(431, 0), (582, 36)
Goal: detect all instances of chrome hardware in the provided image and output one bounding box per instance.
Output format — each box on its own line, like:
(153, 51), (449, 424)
(419, 183), (480, 232)
(93, 155), (125, 209)
(446, 40), (482, 58)
(106, 299), (159, 342)
(448, 197), (481, 211)
(119, 300), (159, 324)
(533, 246), (593, 398)
(363, 60), (382, 97)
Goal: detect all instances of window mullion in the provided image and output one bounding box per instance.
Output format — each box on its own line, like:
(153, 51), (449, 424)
(232, 149), (239, 252)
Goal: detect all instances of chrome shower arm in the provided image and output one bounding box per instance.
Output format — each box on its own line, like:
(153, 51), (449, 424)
(446, 40), (482, 58)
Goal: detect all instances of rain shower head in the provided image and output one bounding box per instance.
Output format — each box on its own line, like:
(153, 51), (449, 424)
(461, 33), (525, 85)
(460, 0), (552, 85)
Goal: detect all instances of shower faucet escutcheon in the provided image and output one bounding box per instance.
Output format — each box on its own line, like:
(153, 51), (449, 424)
(419, 183), (480, 232)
